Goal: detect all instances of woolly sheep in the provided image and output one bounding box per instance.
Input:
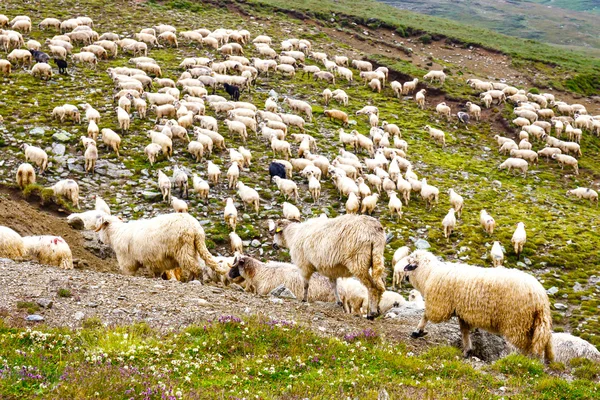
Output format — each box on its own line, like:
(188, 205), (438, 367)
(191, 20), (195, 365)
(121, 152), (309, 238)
(270, 214), (386, 319)
(415, 89), (426, 109)
(436, 102), (451, 119)
(144, 143), (162, 165)
(0, 226), (25, 259)
(157, 170), (171, 203)
(283, 97), (312, 121)
(566, 187), (598, 205)
(447, 189), (464, 217)
(511, 222), (526, 258)
(551, 333), (600, 364)
(228, 256), (335, 302)
(236, 181), (260, 213)
(171, 196), (188, 213)
(345, 192), (360, 214)
(96, 213), (224, 281)
(51, 179), (80, 208)
(420, 179), (439, 210)
(388, 192), (403, 220)
(442, 208), (456, 238)
(537, 147), (561, 160)
(509, 149), (538, 165)
(351, 59), (372, 71)
(498, 158), (528, 177)
(324, 109), (348, 126)
(423, 70), (446, 84)
(282, 202), (301, 221)
(101, 128), (121, 157)
(23, 235), (73, 269)
(551, 153), (579, 175)
(403, 250), (554, 361)
(273, 176), (299, 202)
(379, 290), (407, 314)
(490, 241), (504, 267)
(360, 193), (379, 215)
(224, 197), (238, 231)
(337, 277), (368, 315)
(479, 210), (496, 235)
(229, 232), (243, 255)
(21, 144), (48, 173)
(16, 163), (35, 188)
(84, 142), (98, 174)
(7, 49), (32, 65)
(192, 174), (210, 200)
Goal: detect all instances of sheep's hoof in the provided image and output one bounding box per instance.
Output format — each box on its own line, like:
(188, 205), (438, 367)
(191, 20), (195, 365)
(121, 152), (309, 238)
(410, 330), (427, 339)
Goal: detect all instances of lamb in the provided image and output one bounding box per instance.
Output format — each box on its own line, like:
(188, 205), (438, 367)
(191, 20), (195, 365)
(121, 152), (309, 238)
(50, 179), (80, 208)
(84, 142), (98, 174)
(101, 128), (122, 157)
(144, 143), (162, 165)
(224, 197), (238, 231)
(498, 158), (528, 177)
(442, 208), (457, 238)
(420, 178), (439, 210)
(283, 97), (312, 121)
(379, 290), (407, 313)
(511, 222), (527, 258)
(282, 202), (301, 221)
(388, 192), (403, 220)
(337, 277), (368, 315)
(402, 78), (419, 95)
(21, 144), (48, 173)
(157, 170), (172, 203)
(423, 70), (446, 84)
(360, 193), (379, 215)
(228, 256), (335, 302)
(171, 196), (188, 213)
(96, 213), (224, 282)
(228, 232), (243, 255)
(566, 187), (598, 205)
(236, 181), (260, 213)
(324, 109), (348, 126)
(273, 176), (299, 202)
(551, 333), (600, 364)
(403, 250), (554, 362)
(490, 241), (504, 267)
(192, 174), (210, 200)
(345, 192), (360, 214)
(479, 210), (496, 235)
(23, 236), (73, 269)
(16, 163), (35, 188)
(0, 226), (25, 259)
(424, 125), (445, 146)
(415, 89), (426, 109)
(307, 174), (321, 203)
(269, 214), (386, 319)
(551, 153), (579, 175)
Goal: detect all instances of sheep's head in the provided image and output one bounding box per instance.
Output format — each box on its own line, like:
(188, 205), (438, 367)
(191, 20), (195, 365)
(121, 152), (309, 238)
(403, 250), (433, 273)
(268, 219), (294, 250)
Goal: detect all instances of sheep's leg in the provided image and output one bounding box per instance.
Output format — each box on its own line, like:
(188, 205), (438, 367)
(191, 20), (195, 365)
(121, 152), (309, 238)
(330, 278), (342, 307)
(411, 316), (429, 338)
(458, 318), (473, 358)
(301, 268), (315, 303)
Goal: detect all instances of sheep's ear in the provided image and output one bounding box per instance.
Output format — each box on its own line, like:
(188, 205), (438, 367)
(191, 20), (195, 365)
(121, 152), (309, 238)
(404, 263), (418, 271)
(94, 215), (109, 232)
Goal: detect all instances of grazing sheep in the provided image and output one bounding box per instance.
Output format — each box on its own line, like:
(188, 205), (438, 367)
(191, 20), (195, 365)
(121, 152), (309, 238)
(424, 125), (445, 146)
(236, 182), (260, 213)
(379, 290), (406, 313)
(171, 196), (188, 213)
(498, 158), (528, 177)
(144, 143), (162, 165)
(50, 179), (80, 208)
(101, 128), (121, 157)
(324, 109), (348, 126)
(415, 89), (426, 109)
(442, 208), (456, 238)
(21, 144), (48, 173)
(436, 102), (451, 119)
(337, 277), (368, 315)
(423, 70), (446, 84)
(551, 153), (579, 175)
(0, 59), (11, 75)
(448, 189), (464, 217)
(96, 213), (224, 281)
(403, 250), (554, 361)
(227, 161), (240, 190)
(360, 193), (379, 215)
(566, 187), (598, 205)
(490, 241), (504, 267)
(551, 333), (600, 364)
(273, 176), (299, 202)
(509, 149), (538, 165)
(420, 179), (439, 210)
(511, 222), (526, 258)
(345, 192), (360, 214)
(192, 174), (210, 200)
(23, 236), (73, 269)
(282, 202), (301, 221)
(157, 170), (171, 203)
(224, 197), (238, 231)
(228, 256), (335, 302)
(31, 63), (52, 80)
(84, 142), (98, 174)
(283, 97), (312, 121)
(369, 78), (381, 93)
(270, 214), (386, 319)
(479, 210), (496, 235)
(0, 226), (25, 259)
(537, 147), (561, 160)
(16, 163), (35, 188)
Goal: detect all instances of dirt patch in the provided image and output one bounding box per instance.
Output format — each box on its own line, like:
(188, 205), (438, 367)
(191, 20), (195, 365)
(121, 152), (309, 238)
(0, 187), (118, 273)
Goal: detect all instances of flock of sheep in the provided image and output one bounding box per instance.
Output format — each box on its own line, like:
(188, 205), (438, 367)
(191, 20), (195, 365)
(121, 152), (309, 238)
(1, 12), (599, 365)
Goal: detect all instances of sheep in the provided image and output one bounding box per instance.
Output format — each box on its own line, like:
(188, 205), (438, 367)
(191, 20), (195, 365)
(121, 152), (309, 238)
(308, 174), (321, 203)
(401, 78), (419, 95)
(21, 144), (48, 173)
(7, 49), (32, 65)
(39, 18), (61, 30)
(279, 113), (305, 132)
(551, 333), (600, 364)
(390, 81), (402, 98)
(143, 92), (176, 106)
(480, 210), (496, 235)
(282, 202), (301, 221)
(423, 70), (446, 84)
(424, 125), (445, 146)
(172, 166), (189, 198)
(270, 135), (292, 160)
(16, 163), (35, 188)
(403, 250), (554, 361)
(518, 139), (532, 150)
(332, 89), (349, 106)
(465, 102), (481, 121)
(566, 187), (598, 205)
(144, 143), (162, 166)
(192, 174), (210, 200)
(101, 128), (122, 157)
(337, 277), (368, 315)
(379, 290), (407, 314)
(396, 176), (412, 205)
(510, 149), (538, 165)
(0, 226), (25, 259)
(50, 179), (79, 208)
(490, 241), (504, 267)
(226, 161), (241, 190)
(388, 192), (403, 220)
(415, 89), (426, 109)
(273, 176), (299, 202)
(447, 189), (464, 218)
(156, 170), (172, 203)
(228, 256), (335, 302)
(537, 147), (561, 160)
(420, 179), (439, 210)
(203, 161), (220, 185)
(84, 142), (98, 174)
(511, 222), (527, 258)
(186, 140), (204, 162)
(314, 71), (335, 84)
(96, 213), (224, 281)
(369, 78), (381, 93)
(324, 109), (348, 126)
(369, 113), (379, 128)
(269, 214), (386, 319)
(442, 208), (457, 238)
(236, 182), (260, 213)
(360, 193), (379, 215)
(283, 97), (312, 121)
(0, 59), (11, 75)
(30, 62), (52, 80)
(171, 196), (188, 213)
(551, 153), (579, 175)
(436, 102), (451, 119)
(22, 236), (73, 269)
(498, 158), (528, 177)
(224, 119), (248, 142)
(344, 192), (360, 215)
(351, 59), (372, 71)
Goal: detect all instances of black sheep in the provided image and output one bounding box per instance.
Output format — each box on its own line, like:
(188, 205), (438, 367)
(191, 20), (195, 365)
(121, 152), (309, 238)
(54, 58), (68, 75)
(29, 49), (50, 64)
(269, 162), (286, 182)
(223, 83), (240, 101)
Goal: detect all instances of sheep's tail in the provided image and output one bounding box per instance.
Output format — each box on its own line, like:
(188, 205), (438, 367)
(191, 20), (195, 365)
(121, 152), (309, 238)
(195, 231), (224, 274)
(530, 307), (554, 363)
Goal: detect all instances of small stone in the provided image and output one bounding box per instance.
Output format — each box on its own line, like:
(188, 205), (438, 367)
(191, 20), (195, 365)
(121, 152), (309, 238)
(516, 261), (527, 268)
(26, 315), (44, 322)
(499, 387), (506, 392)
(491, 180), (502, 189)
(86, 302), (98, 308)
(30, 127), (45, 136)
(348, 119), (357, 126)
(573, 282), (584, 292)
(74, 311), (85, 320)
(554, 303), (568, 310)
(523, 257), (532, 266)
(194, 298), (208, 305)
(251, 239), (261, 248)
(117, 295), (127, 300)
(483, 147), (491, 151)
(269, 297), (284, 304)
(270, 284), (297, 299)
(415, 239), (430, 249)
(546, 287), (558, 295)
(52, 143), (66, 156)
(36, 298), (53, 309)
(142, 191), (162, 201)
(52, 131), (72, 142)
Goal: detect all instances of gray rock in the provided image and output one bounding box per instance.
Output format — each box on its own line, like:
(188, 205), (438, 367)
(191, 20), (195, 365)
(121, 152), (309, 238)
(492, 180), (502, 189)
(86, 302), (98, 308)
(415, 239), (430, 249)
(554, 303), (568, 310)
(26, 314), (45, 322)
(52, 131), (72, 142)
(573, 282), (584, 292)
(269, 297), (284, 304)
(516, 261), (527, 268)
(270, 284), (297, 299)
(268, 89), (278, 100)
(36, 298), (53, 309)
(74, 311), (85, 320)
(52, 143), (66, 156)
(546, 286), (558, 295)
(378, 389), (389, 400)
(523, 257), (532, 266)
(142, 191), (162, 201)
(250, 239), (261, 248)
(30, 127), (45, 136)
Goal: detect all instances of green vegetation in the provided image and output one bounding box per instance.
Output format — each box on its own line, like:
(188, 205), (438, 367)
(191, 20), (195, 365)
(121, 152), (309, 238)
(57, 289), (72, 298)
(0, 318), (598, 399)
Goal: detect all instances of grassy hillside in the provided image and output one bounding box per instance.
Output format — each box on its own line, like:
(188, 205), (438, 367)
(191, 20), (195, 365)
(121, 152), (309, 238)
(530, 0), (600, 13)
(379, 0), (600, 53)
(247, 0), (600, 95)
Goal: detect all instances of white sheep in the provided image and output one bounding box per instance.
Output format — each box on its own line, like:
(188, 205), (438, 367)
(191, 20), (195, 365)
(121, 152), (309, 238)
(16, 163), (35, 188)
(0, 226), (25, 259)
(224, 197), (238, 231)
(50, 179), (80, 208)
(465, 102), (481, 121)
(448, 189), (464, 217)
(551, 333), (600, 364)
(511, 222), (526, 258)
(498, 158), (528, 177)
(273, 176), (299, 202)
(490, 241), (504, 267)
(101, 128), (122, 157)
(192, 174), (210, 200)
(436, 102), (451, 119)
(236, 182), (260, 213)
(423, 70), (446, 84)
(282, 202), (301, 221)
(23, 236), (73, 269)
(388, 191), (403, 220)
(551, 153), (579, 175)
(379, 290), (407, 314)
(84, 142), (97, 174)
(96, 213), (224, 281)
(566, 187), (598, 205)
(227, 161), (240, 190)
(479, 210), (496, 235)
(283, 97), (312, 121)
(420, 179), (439, 210)
(337, 277), (368, 315)
(171, 196), (188, 213)
(157, 170), (171, 203)
(402, 250), (554, 361)
(360, 193), (379, 215)
(21, 144), (48, 173)
(424, 125), (445, 146)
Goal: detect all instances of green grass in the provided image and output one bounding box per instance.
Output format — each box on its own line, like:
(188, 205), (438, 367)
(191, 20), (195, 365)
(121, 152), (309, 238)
(0, 317), (598, 399)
